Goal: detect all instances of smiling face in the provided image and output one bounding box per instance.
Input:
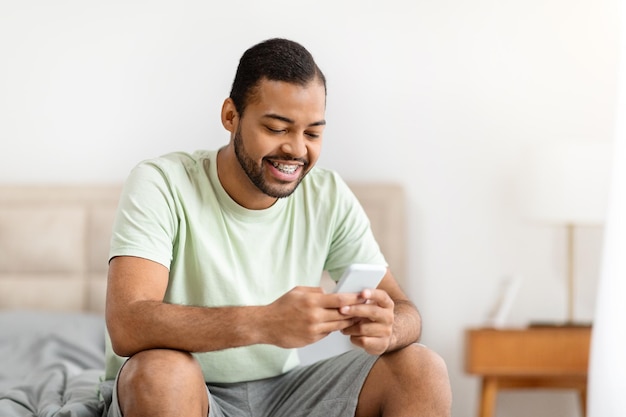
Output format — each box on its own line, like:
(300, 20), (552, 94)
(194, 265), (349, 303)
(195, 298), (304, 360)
(218, 77), (326, 209)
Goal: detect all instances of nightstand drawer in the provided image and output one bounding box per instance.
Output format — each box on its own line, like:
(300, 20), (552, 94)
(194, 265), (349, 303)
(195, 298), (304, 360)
(465, 327), (591, 376)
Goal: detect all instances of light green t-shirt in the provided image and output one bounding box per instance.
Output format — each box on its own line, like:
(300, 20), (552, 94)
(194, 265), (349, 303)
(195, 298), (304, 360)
(105, 150), (387, 383)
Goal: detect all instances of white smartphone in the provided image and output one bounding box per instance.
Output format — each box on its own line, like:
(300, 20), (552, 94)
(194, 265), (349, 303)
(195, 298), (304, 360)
(333, 264), (387, 294)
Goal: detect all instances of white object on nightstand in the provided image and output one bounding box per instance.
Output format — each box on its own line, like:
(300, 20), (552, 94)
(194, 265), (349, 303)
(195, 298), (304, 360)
(484, 274), (523, 328)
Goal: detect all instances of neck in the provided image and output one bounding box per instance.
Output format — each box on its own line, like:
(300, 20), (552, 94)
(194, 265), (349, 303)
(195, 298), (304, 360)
(216, 147), (277, 210)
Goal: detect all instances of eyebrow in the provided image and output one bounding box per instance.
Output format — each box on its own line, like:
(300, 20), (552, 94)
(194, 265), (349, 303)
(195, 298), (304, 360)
(262, 113), (326, 127)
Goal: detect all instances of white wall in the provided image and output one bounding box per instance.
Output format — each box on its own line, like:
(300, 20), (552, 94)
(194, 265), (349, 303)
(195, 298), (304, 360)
(0, 1), (619, 416)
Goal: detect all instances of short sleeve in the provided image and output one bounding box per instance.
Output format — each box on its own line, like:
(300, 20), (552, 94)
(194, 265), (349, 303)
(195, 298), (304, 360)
(109, 160), (179, 269)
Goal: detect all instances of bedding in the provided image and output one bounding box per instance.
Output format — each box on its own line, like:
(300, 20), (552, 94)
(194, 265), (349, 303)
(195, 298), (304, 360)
(0, 311), (106, 417)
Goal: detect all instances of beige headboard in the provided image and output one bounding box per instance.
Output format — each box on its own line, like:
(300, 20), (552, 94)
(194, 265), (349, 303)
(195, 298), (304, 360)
(0, 183), (406, 314)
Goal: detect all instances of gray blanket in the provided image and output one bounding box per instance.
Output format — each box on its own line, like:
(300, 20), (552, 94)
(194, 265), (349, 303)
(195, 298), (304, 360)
(0, 311), (106, 417)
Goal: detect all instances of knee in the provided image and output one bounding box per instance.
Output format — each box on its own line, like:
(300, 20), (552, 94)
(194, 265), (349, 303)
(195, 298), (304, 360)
(411, 344), (450, 384)
(119, 349), (206, 400)
(382, 344), (450, 383)
(381, 344), (452, 405)
(123, 349), (201, 381)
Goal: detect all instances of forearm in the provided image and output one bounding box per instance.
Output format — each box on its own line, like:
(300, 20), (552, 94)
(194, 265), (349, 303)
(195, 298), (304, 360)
(106, 258), (362, 357)
(107, 300), (268, 357)
(387, 298), (422, 352)
(106, 256), (282, 357)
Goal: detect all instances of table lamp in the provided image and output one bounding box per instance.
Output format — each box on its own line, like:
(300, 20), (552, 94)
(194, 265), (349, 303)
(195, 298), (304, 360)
(522, 141), (611, 325)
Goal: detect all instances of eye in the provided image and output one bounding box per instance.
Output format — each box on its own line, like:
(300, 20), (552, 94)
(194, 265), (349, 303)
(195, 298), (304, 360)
(305, 131), (322, 139)
(266, 126), (286, 134)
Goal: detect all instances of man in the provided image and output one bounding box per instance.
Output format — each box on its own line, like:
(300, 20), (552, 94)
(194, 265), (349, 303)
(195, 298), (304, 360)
(104, 38), (451, 417)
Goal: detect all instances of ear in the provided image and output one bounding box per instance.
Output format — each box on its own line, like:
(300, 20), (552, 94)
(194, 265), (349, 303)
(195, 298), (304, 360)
(221, 98), (238, 133)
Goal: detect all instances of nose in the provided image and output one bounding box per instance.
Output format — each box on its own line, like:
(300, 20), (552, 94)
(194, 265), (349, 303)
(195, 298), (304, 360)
(280, 132), (307, 157)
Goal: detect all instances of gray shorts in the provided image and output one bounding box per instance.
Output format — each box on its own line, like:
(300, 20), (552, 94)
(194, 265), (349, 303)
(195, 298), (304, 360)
(101, 349), (379, 417)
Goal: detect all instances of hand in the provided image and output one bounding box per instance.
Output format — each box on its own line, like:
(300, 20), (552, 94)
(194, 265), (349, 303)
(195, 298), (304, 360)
(338, 289), (395, 355)
(264, 286), (362, 348)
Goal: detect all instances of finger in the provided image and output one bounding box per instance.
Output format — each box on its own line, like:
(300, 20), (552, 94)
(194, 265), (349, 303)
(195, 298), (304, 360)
(341, 319), (390, 338)
(317, 307), (357, 323)
(358, 289), (394, 309)
(316, 317), (358, 334)
(338, 303), (394, 324)
(318, 292), (363, 309)
(338, 289), (394, 316)
(349, 335), (389, 356)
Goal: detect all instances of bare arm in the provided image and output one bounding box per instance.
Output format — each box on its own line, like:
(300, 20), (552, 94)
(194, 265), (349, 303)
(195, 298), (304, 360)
(382, 270), (422, 348)
(106, 256), (362, 357)
(339, 269), (422, 355)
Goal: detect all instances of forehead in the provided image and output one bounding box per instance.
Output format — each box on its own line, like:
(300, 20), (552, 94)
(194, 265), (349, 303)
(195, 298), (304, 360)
(245, 78), (326, 121)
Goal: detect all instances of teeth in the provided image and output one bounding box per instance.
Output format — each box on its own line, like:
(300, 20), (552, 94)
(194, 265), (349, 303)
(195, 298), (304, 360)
(272, 162), (298, 174)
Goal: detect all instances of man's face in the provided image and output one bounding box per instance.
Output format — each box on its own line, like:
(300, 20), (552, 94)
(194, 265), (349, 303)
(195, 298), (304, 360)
(232, 78), (326, 199)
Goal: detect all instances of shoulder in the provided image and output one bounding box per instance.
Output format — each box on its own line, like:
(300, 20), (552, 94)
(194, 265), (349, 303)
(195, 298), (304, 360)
(132, 151), (209, 178)
(119, 151), (214, 213)
(124, 150), (211, 190)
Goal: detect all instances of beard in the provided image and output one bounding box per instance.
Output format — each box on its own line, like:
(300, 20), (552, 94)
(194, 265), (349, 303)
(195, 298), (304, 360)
(233, 126), (308, 199)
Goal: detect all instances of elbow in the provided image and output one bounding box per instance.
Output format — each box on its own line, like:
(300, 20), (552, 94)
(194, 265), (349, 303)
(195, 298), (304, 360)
(106, 310), (145, 358)
(107, 324), (140, 358)
(109, 335), (140, 358)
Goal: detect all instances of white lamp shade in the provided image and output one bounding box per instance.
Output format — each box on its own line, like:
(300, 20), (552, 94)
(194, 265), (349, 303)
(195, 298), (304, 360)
(522, 142), (612, 225)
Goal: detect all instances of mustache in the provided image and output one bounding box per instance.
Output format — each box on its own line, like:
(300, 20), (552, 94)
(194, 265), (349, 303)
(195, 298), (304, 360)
(264, 155), (309, 165)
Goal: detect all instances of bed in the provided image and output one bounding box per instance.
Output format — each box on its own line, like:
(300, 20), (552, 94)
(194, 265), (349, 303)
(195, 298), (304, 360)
(0, 182), (406, 416)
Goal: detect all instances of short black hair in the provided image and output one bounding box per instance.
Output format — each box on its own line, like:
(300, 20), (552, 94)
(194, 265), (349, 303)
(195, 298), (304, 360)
(229, 38), (326, 115)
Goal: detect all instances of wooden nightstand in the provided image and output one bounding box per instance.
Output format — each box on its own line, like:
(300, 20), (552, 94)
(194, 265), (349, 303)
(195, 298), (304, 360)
(465, 326), (592, 417)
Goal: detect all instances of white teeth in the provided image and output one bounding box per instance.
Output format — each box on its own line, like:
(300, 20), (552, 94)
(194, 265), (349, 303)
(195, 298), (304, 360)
(272, 162), (298, 174)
